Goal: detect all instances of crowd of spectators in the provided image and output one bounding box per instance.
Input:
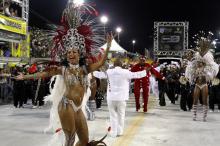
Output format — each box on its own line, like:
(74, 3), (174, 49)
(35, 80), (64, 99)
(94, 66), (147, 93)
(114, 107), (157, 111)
(0, 0), (22, 18)
(0, 64), (50, 108)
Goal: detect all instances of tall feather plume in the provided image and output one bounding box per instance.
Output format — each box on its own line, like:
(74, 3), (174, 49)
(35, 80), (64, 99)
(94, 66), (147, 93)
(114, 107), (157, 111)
(192, 31), (216, 57)
(31, 1), (105, 62)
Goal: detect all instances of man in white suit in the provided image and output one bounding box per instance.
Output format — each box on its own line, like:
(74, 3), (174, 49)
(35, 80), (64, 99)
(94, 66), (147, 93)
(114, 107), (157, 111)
(93, 58), (149, 137)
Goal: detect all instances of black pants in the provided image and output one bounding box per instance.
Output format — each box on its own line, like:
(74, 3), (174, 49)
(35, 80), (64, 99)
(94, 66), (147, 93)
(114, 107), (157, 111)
(95, 90), (104, 108)
(209, 85), (220, 110)
(180, 85), (189, 111)
(13, 80), (24, 107)
(166, 83), (175, 104)
(186, 85), (194, 110)
(33, 83), (46, 106)
(158, 80), (166, 106)
(13, 88), (23, 108)
(23, 82), (33, 104)
(159, 88), (166, 106)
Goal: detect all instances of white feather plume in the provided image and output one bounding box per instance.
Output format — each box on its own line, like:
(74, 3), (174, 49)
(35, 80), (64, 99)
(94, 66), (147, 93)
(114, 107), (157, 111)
(185, 51), (219, 83)
(43, 74), (92, 146)
(44, 75), (66, 132)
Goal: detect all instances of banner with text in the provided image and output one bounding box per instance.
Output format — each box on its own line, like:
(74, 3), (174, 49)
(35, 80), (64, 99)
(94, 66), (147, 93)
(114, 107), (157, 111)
(0, 14), (27, 35)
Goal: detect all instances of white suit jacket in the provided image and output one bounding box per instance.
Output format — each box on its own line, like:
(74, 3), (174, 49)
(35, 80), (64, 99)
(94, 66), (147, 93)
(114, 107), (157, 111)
(93, 67), (146, 101)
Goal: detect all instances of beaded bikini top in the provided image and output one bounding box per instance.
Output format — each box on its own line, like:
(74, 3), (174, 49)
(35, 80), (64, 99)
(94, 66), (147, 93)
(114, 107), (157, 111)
(62, 64), (88, 88)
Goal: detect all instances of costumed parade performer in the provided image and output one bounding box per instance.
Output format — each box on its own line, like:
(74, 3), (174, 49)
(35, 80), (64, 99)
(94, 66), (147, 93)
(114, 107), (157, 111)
(185, 32), (219, 122)
(131, 56), (164, 112)
(15, 1), (113, 146)
(93, 58), (150, 137)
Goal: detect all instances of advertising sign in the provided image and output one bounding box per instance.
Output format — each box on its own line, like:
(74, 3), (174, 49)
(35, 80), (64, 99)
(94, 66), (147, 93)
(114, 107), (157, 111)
(0, 14), (27, 35)
(158, 26), (184, 51)
(154, 22), (188, 57)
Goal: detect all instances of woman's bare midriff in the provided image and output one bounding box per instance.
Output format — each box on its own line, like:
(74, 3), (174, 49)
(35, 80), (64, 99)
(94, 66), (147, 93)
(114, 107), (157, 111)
(196, 75), (206, 85)
(66, 84), (85, 106)
(58, 84), (86, 132)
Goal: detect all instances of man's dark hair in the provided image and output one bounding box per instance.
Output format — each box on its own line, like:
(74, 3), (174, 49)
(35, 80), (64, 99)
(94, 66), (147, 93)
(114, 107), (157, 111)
(114, 58), (122, 67)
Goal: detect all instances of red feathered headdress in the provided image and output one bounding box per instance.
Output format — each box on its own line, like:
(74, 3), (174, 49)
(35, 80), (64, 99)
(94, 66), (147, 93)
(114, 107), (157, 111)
(50, 2), (104, 62)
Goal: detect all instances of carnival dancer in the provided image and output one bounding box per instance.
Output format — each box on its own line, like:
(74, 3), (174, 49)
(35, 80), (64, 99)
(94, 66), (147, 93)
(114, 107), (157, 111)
(185, 32), (219, 121)
(93, 58), (149, 137)
(15, 1), (113, 146)
(131, 56), (164, 112)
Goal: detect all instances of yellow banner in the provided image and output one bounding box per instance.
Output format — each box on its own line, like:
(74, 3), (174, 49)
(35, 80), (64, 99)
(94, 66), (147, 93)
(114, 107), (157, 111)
(12, 33), (30, 58)
(0, 14), (27, 35)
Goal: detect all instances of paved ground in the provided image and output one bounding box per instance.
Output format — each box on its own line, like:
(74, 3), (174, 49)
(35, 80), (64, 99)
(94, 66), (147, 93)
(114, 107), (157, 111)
(0, 96), (220, 146)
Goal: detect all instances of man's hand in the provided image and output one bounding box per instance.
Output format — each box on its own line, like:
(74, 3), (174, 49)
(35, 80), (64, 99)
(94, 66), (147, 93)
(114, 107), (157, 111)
(164, 78), (168, 83)
(145, 66), (152, 72)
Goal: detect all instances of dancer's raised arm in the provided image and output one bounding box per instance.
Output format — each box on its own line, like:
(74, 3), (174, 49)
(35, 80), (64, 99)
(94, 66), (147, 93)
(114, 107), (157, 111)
(88, 33), (113, 73)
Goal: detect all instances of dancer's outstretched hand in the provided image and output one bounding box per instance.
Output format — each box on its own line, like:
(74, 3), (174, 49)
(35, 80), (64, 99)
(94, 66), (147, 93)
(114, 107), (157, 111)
(106, 32), (113, 48)
(14, 73), (24, 80)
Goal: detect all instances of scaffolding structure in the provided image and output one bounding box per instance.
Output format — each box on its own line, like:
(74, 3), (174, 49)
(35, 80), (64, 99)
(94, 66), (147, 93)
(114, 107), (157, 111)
(0, 0), (29, 63)
(22, 0), (29, 23)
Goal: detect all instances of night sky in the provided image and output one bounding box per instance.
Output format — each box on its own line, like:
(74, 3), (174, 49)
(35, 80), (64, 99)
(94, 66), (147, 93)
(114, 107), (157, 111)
(29, 0), (220, 54)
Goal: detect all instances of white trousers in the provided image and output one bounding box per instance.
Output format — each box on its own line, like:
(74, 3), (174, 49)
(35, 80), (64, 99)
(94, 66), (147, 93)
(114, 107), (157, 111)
(107, 100), (126, 136)
(150, 77), (159, 99)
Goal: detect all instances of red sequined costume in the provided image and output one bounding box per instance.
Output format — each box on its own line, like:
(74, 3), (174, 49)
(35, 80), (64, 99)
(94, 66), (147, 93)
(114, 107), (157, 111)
(131, 62), (163, 112)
